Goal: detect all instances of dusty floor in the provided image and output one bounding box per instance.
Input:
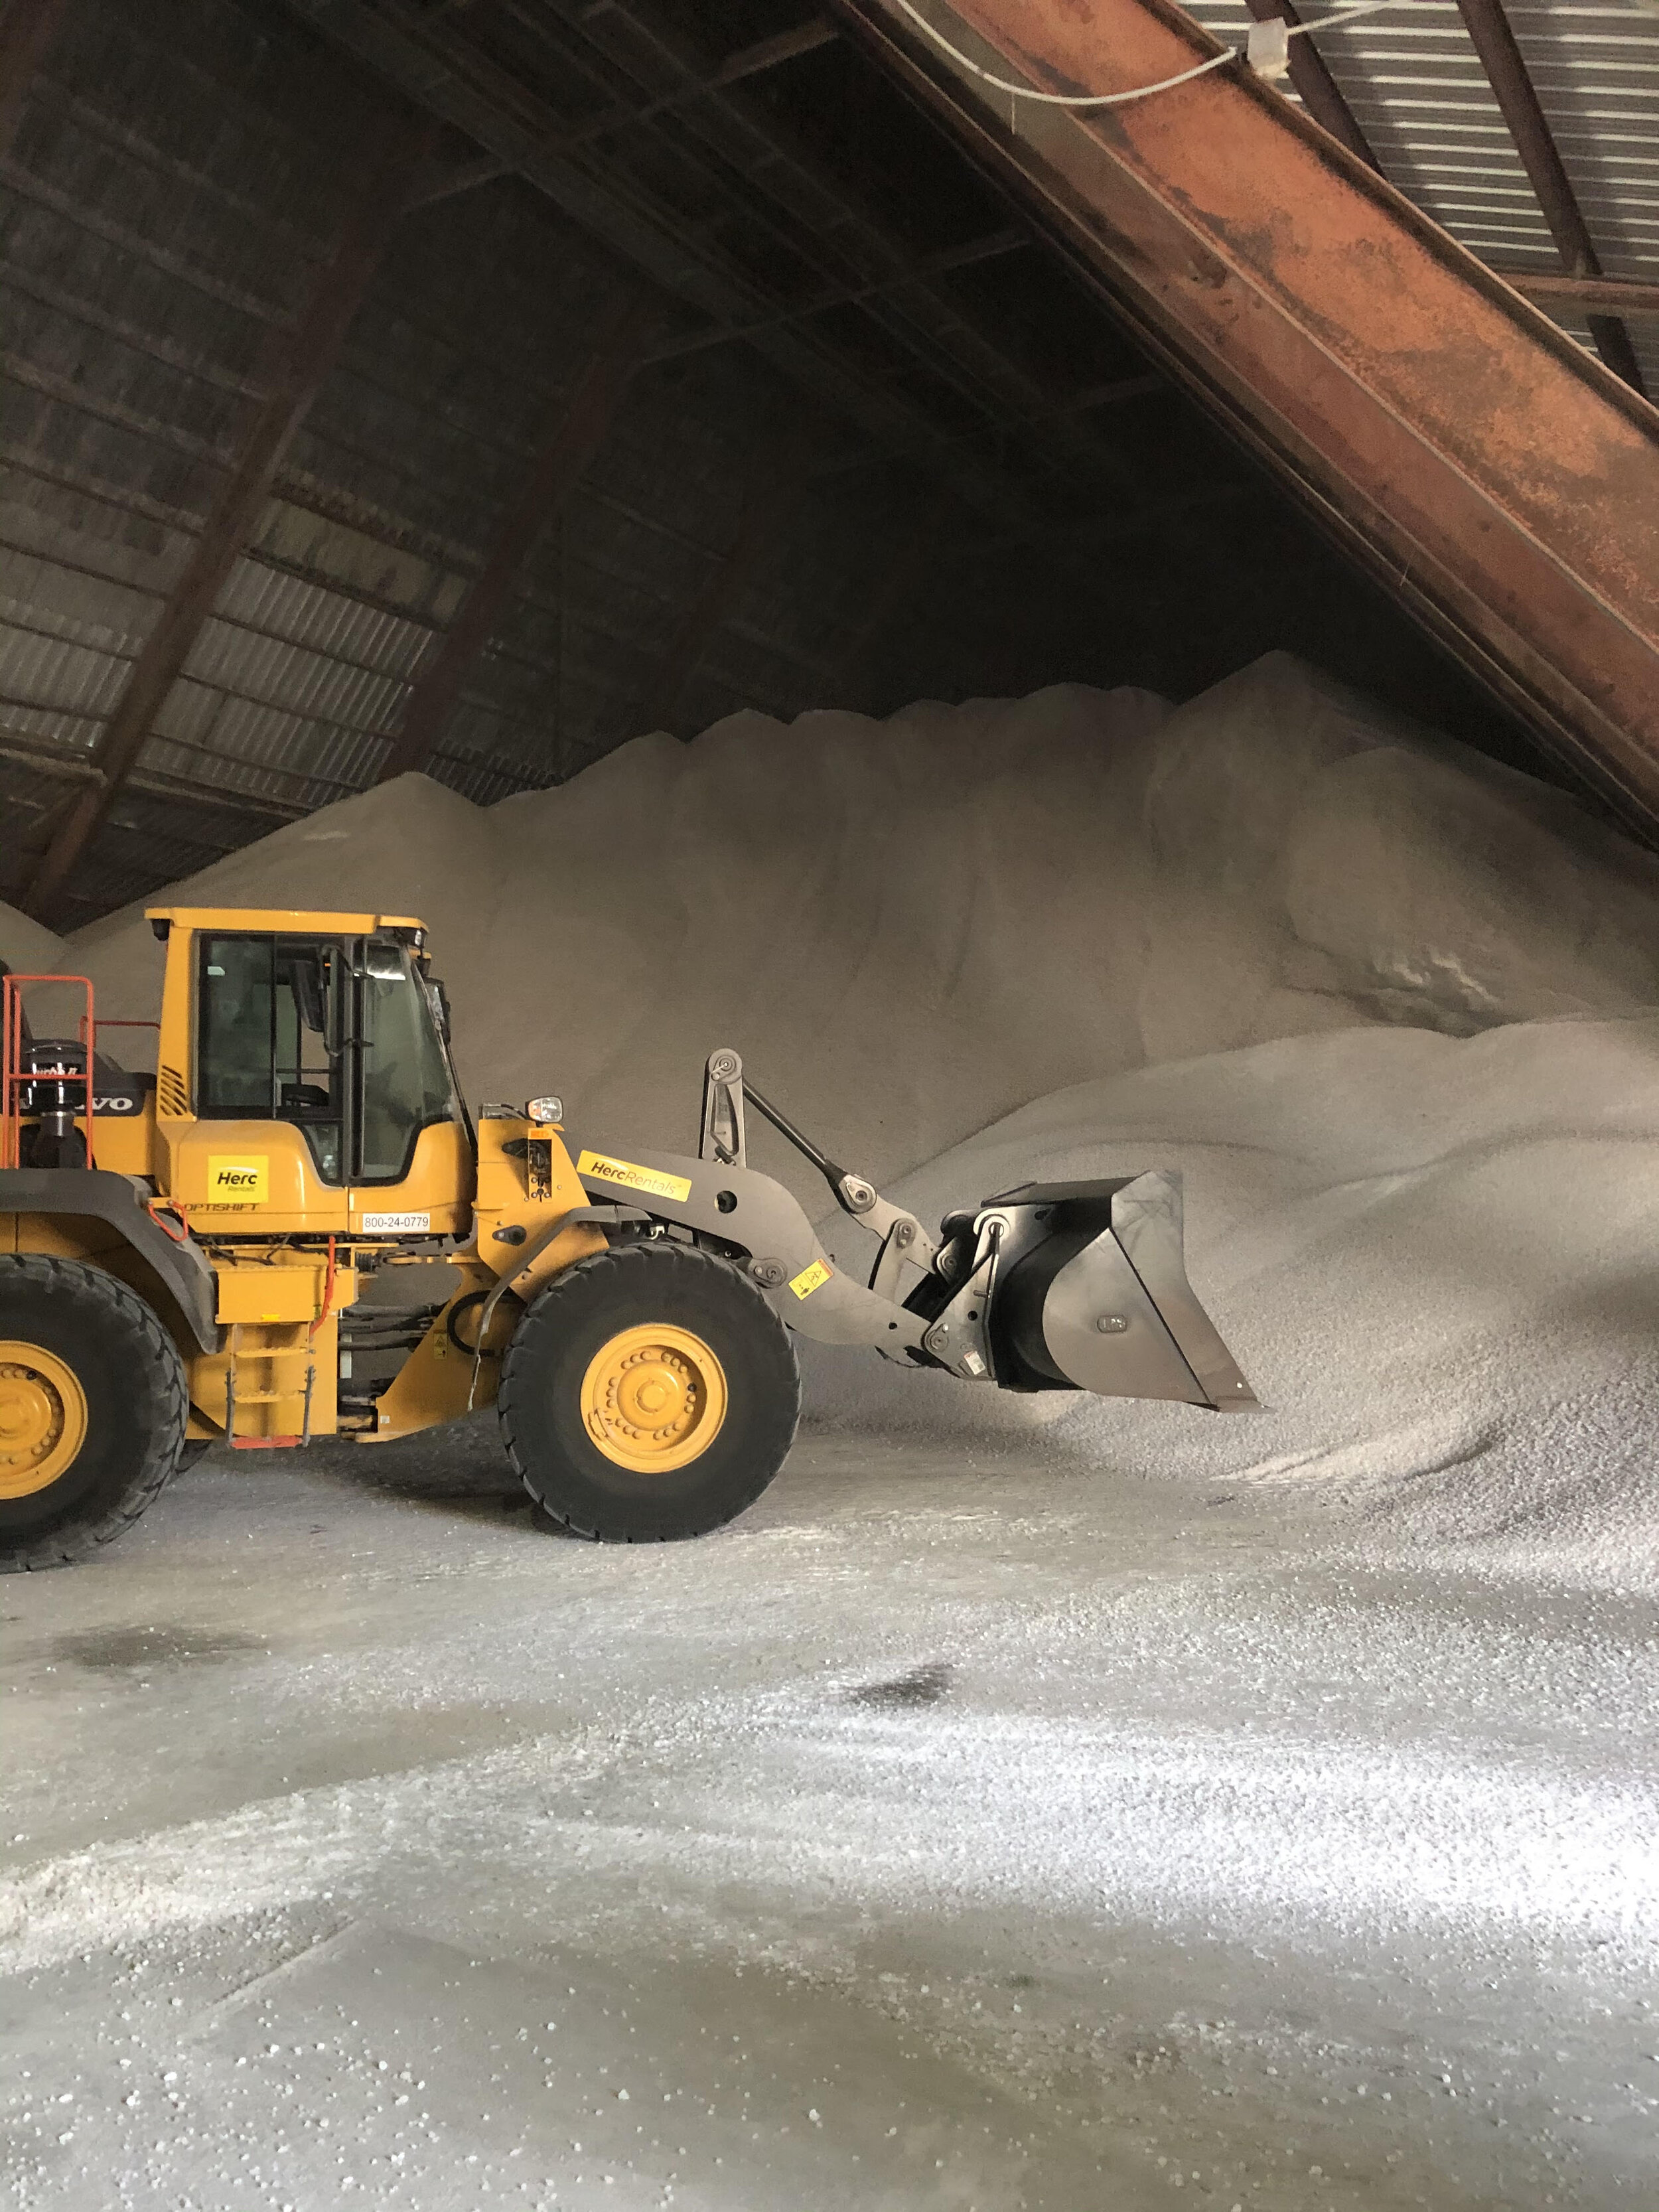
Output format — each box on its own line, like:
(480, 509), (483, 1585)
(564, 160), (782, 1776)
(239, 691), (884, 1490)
(3, 1423), (1656, 2211)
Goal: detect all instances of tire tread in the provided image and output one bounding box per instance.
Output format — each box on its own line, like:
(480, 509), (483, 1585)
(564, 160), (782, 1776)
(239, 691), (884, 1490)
(0, 1254), (188, 1572)
(500, 1240), (799, 1542)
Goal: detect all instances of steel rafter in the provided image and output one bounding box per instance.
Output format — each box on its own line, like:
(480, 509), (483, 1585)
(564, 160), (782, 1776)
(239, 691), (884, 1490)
(1496, 271), (1659, 323)
(405, 15), (839, 204)
(539, 0), (1152, 496)
(1242, 0), (1379, 173)
(21, 117), (439, 920)
(285, 0), (1064, 538)
(374, 291), (656, 784)
(840, 0), (1659, 832)
(1453, 0), (1646, 397)
(631, 431), (814, 737)
(284, 0), (1190, 528)
(0, 0), (68, 161)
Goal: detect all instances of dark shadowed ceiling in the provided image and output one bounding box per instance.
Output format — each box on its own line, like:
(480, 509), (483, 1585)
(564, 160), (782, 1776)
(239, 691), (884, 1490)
(0, 0), (1575, 926)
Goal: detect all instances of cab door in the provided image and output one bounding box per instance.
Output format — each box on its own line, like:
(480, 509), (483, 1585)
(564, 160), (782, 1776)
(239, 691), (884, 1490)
(344, 936), (472, 1238)
(166, 930), (350, 1235)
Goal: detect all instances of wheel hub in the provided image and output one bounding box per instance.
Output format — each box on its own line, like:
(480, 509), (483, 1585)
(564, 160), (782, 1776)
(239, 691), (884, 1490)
(0, 1343), (88, 1498)
(581, 1325), (728, 1473)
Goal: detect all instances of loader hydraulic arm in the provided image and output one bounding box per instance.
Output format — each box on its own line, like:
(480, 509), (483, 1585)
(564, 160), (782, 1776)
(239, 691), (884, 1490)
(697, 1049), (938, 1303)
(678, 1046), (1256, 1410)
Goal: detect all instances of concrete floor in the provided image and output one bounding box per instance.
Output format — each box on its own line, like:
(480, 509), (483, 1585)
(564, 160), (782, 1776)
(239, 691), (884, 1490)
(2, 1420), (1655, 2211)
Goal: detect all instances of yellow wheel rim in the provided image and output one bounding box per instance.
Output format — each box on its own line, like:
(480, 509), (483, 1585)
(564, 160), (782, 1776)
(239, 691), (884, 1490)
(579, 1323), (727, 1473)
(0, 1341), (89, 1500)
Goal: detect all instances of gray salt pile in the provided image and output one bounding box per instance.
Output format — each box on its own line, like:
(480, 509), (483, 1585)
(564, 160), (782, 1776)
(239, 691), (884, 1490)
(0, 897), (66, 976)
(55, 652), (1659, 1574)
(810, 1014), (1659, 1586)
(62, 652), (1659, 1173)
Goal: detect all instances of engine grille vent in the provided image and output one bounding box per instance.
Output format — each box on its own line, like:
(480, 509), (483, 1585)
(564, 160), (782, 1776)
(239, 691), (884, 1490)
(157, 1065), (190, 1117)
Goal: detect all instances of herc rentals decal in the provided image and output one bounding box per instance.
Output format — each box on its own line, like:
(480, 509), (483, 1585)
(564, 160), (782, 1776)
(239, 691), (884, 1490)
(576, 1149), (693, 1205)
(206, 1155), (269, 1203)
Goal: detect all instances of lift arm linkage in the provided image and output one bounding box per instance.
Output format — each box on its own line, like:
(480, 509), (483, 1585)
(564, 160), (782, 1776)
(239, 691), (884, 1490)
(697, 1049), (940, 1315)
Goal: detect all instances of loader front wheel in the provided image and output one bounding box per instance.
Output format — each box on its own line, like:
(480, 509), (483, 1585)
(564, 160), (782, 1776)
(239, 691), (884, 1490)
(500, 1241), (800, 1541)
(0, 1256), (188, 1571)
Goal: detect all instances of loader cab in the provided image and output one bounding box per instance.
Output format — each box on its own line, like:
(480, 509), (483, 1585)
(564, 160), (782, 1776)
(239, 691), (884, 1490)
(148, 907), (474, 1238)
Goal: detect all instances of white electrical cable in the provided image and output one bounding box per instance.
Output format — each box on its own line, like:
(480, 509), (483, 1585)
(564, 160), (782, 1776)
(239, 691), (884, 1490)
(1287, 0), (1418, 37)
(888, 0), (1232, 103)
(888, 0), (1417, 111)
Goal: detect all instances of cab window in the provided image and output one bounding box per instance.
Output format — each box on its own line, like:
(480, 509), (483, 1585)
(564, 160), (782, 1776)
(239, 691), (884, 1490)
(198, 934), (347, 1181)
(357, 939), (459, 1181)
(196, 932), (458, 1186)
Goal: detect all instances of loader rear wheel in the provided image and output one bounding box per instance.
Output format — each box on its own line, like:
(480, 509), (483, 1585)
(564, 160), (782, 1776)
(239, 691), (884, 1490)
(0, 1256), (188, 1572)
(499, 1241), (800, 1542)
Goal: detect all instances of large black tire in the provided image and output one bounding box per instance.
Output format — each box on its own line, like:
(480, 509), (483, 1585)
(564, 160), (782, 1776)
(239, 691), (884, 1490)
(0, 1255), (188, 1572)
(499, 1241), (800, 1542)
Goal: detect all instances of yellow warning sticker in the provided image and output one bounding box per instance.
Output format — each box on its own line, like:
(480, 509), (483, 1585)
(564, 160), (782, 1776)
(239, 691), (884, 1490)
(789, 1258), (832, 1300)
(577, 1149), (692, 1205)
(206, 1155), (268, 1203)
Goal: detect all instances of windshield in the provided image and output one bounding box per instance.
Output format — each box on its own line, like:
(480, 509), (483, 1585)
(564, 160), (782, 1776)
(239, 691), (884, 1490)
(196, 932), (458, 1184)
(356, 940), (460, 1181)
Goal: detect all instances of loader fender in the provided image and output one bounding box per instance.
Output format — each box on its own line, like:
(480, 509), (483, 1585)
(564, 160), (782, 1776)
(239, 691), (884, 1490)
(575, 1147), (932, 1357)
(0, 1168), (218, 1353)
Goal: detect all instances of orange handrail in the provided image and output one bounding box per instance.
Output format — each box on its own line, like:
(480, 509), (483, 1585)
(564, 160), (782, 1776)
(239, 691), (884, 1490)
(1, 974), (96, 1169)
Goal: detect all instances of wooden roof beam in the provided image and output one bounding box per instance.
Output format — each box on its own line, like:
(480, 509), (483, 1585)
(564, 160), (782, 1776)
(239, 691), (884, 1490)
(584, 0), (1150, 498)
(563, 16), (839, 150)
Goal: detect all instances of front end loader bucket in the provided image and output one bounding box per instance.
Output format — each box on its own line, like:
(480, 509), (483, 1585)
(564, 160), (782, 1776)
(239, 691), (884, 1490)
(981, 1174), (1257, 1410)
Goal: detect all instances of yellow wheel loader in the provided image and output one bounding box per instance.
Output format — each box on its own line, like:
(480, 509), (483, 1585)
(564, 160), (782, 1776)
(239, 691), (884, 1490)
(0, 908), (1255, 1568)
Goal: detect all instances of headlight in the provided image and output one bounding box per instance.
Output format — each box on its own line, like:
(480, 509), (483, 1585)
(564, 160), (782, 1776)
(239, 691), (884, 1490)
(526, 1095), (564, 1125)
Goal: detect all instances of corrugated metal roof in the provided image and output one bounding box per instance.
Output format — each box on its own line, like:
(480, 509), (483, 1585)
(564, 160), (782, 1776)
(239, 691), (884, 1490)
(1179, 0), (1659, 391)
(3, 0), (1601, 921)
